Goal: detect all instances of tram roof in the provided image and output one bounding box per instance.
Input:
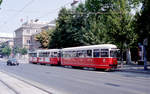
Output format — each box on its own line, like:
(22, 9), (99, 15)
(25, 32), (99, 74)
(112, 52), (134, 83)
(37, 49), (60, 52)
(28, 51), (37, 53)
(28, 49), (60, 53)
(62, 44), (117, 51)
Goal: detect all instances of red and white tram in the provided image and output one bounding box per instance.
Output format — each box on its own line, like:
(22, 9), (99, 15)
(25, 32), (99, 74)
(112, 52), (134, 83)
(29, 49), (61, 65)
(61, 44), (119, 70)
(29, 44), (119, 71)
(29, 51), (38, 64)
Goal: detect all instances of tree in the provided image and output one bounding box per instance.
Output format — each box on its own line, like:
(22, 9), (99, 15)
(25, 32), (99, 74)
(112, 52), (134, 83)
(105, 0), (141, 63)
(136, 0), (150, 60)
(12, 46), (20, 55)
(83, 0), (114, 45)
(20, 48), (27, 55)
(0, 43), (11, 57)
(0, 0), (2, 5)
(35, 29), (54, 48)
(2, 46), (11, 57)
(49, 8), (74, 48)
(49, 7), (87, 48)
(49, 0), (142, 60)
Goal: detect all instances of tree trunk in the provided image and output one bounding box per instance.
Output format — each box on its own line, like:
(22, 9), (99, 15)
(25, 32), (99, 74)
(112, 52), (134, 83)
(126, 48), (132, 64)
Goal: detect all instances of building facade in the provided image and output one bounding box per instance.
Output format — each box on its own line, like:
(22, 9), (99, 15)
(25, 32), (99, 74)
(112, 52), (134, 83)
(5, 40), (14, 49)
(0, 37), (13, 44)
(14, 20), (55, 51)
(0, 37), (14, 49)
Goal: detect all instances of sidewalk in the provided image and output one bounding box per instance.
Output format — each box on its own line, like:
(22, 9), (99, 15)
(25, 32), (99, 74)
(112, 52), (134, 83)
(117, 64), (150, 74)
(0, 71), (52, 94)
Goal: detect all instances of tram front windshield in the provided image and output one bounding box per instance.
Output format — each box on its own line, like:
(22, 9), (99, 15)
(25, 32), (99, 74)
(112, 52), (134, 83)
(110, 50), (118, 58)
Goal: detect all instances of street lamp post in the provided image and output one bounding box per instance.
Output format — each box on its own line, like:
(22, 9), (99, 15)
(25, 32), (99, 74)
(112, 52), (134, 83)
(143, 38), (148, 70)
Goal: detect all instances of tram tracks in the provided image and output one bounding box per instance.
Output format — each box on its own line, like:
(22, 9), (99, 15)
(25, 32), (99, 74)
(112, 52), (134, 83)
(0, 79), (19, 94)
(0, 71), (52, 94)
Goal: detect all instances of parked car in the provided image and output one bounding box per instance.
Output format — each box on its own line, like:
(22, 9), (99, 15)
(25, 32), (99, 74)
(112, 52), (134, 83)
(7, 58), (19, 66)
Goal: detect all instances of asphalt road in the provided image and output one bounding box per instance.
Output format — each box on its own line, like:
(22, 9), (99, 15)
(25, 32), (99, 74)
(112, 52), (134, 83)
(0, 61), (150, 94)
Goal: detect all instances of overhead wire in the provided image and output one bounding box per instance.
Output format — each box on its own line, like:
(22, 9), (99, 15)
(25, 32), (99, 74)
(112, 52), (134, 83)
(0, 0), (74, 33)
(9, 0), (35, 21)
(36, 1), (73, 19)
(0, 0), (35, 33)
(2, 0), (72, 25)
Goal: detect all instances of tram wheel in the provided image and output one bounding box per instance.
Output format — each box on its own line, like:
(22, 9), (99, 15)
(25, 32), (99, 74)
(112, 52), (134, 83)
(104, 68), (111, 72)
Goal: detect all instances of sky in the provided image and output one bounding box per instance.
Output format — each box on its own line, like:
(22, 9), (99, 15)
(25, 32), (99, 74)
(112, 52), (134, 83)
(0, 0), (84, 37)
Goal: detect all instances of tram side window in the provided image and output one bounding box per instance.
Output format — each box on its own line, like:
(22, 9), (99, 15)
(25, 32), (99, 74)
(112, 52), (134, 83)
(101, 49), (109, 57)
(72, 51), (76, 57)
(43, 52), (47, 57)
(65, 51), (68, 58)
(39, 52), (43, 57)
(51, 52), (58, 57)
(51, 52), (54, 57)
(77, 50), (87, 58)
(44, 52), (50, 57)
(93, 49), (100, 57)
(110, 50), (118, 58)
(62, 51), (69, 58)
(47, 52), (50, 57)
(78, 50), (83, 58)
(87, 50), (92, 57)
(82, 50), (87, 57)
(34, 53), (37, 57)
(29, 53), (37, 57)
(54, 52), (58, 57)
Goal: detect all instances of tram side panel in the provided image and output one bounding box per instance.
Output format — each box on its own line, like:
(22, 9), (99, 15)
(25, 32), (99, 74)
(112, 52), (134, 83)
(93, 58), (117, 69)
(61, 57), (117, 69)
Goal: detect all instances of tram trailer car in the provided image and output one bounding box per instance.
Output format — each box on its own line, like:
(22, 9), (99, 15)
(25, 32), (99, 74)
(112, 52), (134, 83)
(29, 51), (38, 64)
(29, 49), (61, 65)
(61, 44), (119, 71)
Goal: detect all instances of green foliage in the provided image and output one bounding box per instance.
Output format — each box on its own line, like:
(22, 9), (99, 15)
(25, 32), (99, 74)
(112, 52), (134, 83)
(0, 43), (7, 48)
(104, 0), (139, 61)
(83, 0), (113, 45)
(12, 46), (20, 55)
(35, 30), (54, 48)
(49, 7), (87, 48)
(49, 8), (71, 48)
(12, 47), (27, 55)
(135, 0), (150, 60)
(2, 46), (11, 56)
(0, 43), (11, 57)
(0, 0), (2, 5)
(136, 0), (150, 42)
(19, 48), (28, 55)
(48, 0), (141, 52)
(85, 0), (114, 12)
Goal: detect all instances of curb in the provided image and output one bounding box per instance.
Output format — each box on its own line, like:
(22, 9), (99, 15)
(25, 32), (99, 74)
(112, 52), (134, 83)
(117, 69), (150, 74)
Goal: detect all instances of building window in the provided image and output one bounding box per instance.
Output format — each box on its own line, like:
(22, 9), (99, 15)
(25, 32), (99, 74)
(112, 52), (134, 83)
(27, 30), (30, 34)
(27, 40), (31, 44)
